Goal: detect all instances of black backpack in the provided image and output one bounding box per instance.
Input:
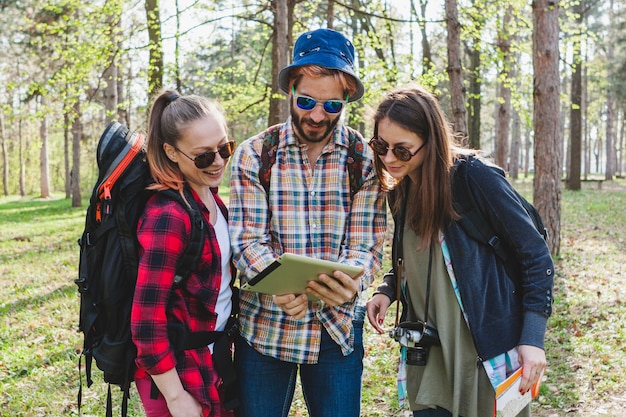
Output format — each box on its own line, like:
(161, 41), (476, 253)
(75, 122), (208, 416)
(452, 156), (549, 280)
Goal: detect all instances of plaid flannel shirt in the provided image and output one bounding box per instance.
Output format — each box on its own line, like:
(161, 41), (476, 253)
(229, 119), (386, 364)
(131, 188), (230, 416)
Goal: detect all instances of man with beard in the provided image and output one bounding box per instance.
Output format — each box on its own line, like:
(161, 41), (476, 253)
(229, 28), (386, 417)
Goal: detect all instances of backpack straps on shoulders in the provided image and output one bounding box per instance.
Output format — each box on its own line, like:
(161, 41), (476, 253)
(452, 156), (511, 267)
(258, 125), (282, 196)
(158, 187), (206, 288)
(258, 125), (366, 199)
(345, 129), (365, 199)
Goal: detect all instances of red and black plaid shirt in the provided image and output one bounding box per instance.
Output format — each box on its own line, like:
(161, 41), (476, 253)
(131, 187), (232, 417)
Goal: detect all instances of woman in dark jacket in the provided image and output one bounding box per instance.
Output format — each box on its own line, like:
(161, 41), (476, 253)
(366, 85), (554, 417)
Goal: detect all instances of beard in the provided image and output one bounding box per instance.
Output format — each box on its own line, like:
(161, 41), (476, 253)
(290, 104), (341, 144)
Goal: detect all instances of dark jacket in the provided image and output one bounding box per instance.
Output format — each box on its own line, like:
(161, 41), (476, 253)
(375, 156), (554, 360)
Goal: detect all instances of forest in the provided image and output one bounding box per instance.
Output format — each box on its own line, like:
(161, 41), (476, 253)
(0, 0), (625, 254)
(1, 1), (626, 416)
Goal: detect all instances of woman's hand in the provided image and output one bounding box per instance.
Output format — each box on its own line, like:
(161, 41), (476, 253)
(166, 390), (204, 417)
(517, 344), (546, 394)
(366, 293), (392, 334)
(150, 368), (203, 417)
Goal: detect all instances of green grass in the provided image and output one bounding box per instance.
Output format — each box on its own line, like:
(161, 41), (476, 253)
(0, 179), (625, 416)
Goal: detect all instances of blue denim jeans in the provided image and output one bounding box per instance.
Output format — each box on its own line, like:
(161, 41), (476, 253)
(234, 319), (364, 417)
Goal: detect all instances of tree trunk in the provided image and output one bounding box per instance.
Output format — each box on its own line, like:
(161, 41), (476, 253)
(605, 0), (615, 180)
(64, 112), (71, 199)
(268, 0), (290, 127)
(145, 0), (163, 100)
(445, 0), (467, 140)
(510, 108), (521, 179)
(19, 117), (25, 197)
(616, 102), (626, 177)
(71, 102), (82, 207)
(326, 0), (334, 29)
(39, 97), (50, 198)
(567, 1), (582, 190)
(419, 0), (433, 74)
(533, 0), (562, 256)
(583, 43), (589, 179)
(524, 128), (531, 177)
(467, 39), (481, 150)
(495, 5), (512, 169)
(0, 110), (8, 196)
(103, 7), (120, 125)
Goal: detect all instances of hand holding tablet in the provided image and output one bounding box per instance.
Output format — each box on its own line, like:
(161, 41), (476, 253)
(240, 253), (364, 301)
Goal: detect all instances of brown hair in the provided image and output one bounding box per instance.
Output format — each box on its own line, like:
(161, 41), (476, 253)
(372, 85), (467, 250)
(287, 65), (357, 101)
(146, 90), (228, 193)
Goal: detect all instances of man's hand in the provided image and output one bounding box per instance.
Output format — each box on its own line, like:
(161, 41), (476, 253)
(273, 293), (309, 319)
(306, 270), (360, 307)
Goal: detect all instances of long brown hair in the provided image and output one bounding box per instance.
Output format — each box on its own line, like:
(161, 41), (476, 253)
(372, 85), (467, 250)
(146, 90), (228, 192)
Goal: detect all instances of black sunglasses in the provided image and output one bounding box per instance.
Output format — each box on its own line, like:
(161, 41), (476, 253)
(369, 137), (425, 162)
(292, 86), (347, 114)
(175, 140), (236, 169)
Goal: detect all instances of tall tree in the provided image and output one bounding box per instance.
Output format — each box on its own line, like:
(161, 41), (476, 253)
(495, 4), (513, 169)
(533, 0), (562, 255)
(567, 0), (583, 190)
(268, 0), (292, 127)
(145, 0), (163, 99)
(446, 0), (467, 139)
(0, 106), (7, 196)
(38, 96), (50, 198)
(604, 0), (616, 180)
(418, 0), (433, 74)
(71, 102), (82, 207)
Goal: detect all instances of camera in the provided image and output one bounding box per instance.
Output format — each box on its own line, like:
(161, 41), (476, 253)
(389, 321), (440, 366)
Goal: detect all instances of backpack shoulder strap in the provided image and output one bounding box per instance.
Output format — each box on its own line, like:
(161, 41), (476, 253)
(258, 125), (366, 199)
(345, 129), (366, 199)
(258, 125), (282, 196)
(159, 188), (206, 287)
(452, 156), (510, 264)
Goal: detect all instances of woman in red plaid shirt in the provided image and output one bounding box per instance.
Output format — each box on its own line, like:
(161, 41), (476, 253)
(131, 90), (237, 417)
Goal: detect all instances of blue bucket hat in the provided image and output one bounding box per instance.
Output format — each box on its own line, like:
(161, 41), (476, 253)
(278, 28), (364, 102)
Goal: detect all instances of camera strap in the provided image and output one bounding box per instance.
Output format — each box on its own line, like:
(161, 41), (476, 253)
(394, 239), (435, 332)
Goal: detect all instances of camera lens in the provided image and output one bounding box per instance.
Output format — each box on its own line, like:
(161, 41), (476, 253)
(406, 346), (429, 366)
